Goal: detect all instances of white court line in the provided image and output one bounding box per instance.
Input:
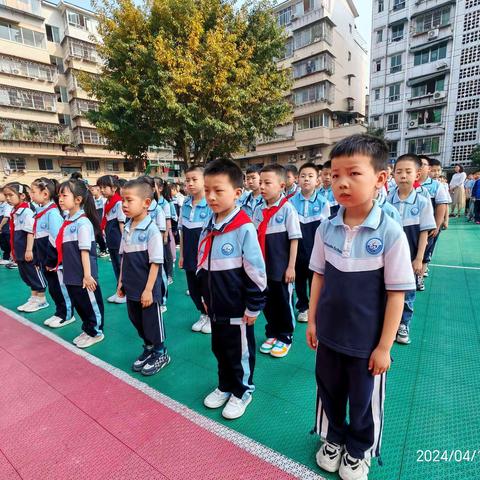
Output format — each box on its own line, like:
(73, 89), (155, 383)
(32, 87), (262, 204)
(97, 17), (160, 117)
(429, 263), (480, 271)
(0, 305), (323, 480)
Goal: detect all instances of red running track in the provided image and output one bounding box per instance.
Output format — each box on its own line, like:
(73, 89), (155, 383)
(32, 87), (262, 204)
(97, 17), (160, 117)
(0, 310), (309, 480)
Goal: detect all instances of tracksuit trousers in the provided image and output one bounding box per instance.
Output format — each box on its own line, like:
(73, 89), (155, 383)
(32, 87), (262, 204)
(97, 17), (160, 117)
(314, 344), (386, 460)
(66, 284), (104, 337)
(18, 261), (46, 292)
(185, 270), (206, 314)
(126, 299), (166, 352)
(263, 279), (295, 344)
(44, 268), (74, 321)
(295, 261), (313, 313)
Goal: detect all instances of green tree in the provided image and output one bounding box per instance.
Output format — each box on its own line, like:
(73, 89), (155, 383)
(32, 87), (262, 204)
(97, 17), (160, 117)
(82, 0), (292, 167)
(470, 144), (480, 167)
(366, 126), (385, 140)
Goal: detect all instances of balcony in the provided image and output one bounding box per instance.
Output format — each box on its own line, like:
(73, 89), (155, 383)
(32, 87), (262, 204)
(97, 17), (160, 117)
(0, 119), (71, 144)
(0, 86), (56, 112)
(64, 37), (100, 64)
(74, 127), (106, 146)
(0, 55), (57, 83)
(291, 7), (326, 31)
(0, 0), (43, 18)
(70, 98), (99, 118)
(256, 124), (294, 146)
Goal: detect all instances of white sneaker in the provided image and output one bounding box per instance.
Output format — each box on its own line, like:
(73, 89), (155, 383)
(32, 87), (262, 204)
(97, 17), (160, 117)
(0, 259), (10, 265)
(222, 394), (252, 419)
(23, 297), (49, 313)
(191, 314), (209, 332)
(185, 289), (190, 296)
(204, 388), (231, 409)
(167, 276), (174, 285)
(201, 317), (211, 334)
(114, 295), (126, 304)
(107, 293), (117, 303)
(18, 298), (34, 311)
(316, 441), (343, 472)
(77, 334), (104, 349)
(48, 316), (76, 328)
(160, 305), (167, 313)
(73, 332), (89, 345)
(297, 310), (308, 323)
(338, 453), (370, 480)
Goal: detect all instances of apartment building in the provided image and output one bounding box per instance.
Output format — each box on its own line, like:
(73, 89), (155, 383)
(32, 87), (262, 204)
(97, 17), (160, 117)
(236, 0), (368, 168)
(0, 0), (177, 185)
(369, 0), (480, 166)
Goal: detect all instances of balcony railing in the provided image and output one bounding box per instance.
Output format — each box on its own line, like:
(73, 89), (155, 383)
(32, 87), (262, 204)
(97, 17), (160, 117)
(0, 55), (57, 82)
(70, 98), (99, 118)
(0, 86), (56, 112)
(64, 38), (100, 64)
(74, 127), (106, 145)
(0, 0), (42, 17)
(0, 119), (70, 143)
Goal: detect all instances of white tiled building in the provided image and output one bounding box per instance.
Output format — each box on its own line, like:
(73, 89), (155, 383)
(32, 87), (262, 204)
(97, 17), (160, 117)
(369, 0), (480, 166)
(236, 0), (368, 168)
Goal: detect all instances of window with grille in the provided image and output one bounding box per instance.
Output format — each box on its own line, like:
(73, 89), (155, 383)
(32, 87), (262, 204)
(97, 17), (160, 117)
(388, 83), (401, 102)
(408, 136), (440, 155)
(390, 54), (402, 73)
(38, 158), (53, 170)
(387, 113), (399, 131)
(9, 158), (26, 171)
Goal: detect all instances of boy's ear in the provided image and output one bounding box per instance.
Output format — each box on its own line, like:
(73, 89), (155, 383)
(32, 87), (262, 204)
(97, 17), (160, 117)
(376, 170), (388, 188)
(415, 170), (421, 181)
(145, 197), (152, 208)
(234, 187), (243, 199)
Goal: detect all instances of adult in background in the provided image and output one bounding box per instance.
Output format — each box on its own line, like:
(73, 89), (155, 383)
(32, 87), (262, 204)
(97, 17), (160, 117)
(449, 165), (466, 217)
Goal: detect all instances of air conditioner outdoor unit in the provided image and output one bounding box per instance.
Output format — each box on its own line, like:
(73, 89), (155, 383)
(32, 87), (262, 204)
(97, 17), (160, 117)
(433, 91), (446, 100)
(436, 61), (448, 69)
(290, 13), (297, 21)
(408, 120), (418, 129)
(300, 154), (307, 160)
(428, 28), (439, 40)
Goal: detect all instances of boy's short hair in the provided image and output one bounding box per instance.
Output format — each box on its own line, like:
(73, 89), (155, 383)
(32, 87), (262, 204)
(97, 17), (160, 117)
(261, 164), (287, 182)
(123, 178), (154, 199)
(299, 162), (319, 174)
(285, 164), (298, 176)
(329, 134), (388, 172)
(185, 165), (204, 175)
(394, 154), (422, 170)
(322, 160), (331, 170)
(246, 164), (261, 175)
(204, 158), (243, 189)
(428, 158), (441, 167)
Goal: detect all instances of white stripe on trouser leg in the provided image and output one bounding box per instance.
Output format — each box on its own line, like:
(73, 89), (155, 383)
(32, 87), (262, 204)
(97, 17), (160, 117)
(156, 303), (165, 343)
(368, 372), (384, 459)
(314, 349), (329, 439)
(87, 290), (102, 335)
(239, 322), (253, 397)
(57, 269), (73, 319)
(35, 266), (47, 289)
(288, 282), (295, 330)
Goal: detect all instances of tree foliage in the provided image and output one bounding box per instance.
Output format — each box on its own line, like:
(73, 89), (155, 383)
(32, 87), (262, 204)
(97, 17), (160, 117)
(82, 0), (292, 166)
(470, 144), (480, 167)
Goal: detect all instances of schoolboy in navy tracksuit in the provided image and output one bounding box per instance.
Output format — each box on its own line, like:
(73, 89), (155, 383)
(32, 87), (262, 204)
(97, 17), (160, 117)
(240, 165), (263, 218)
(307, 135), (415, 480)
(289, 163), (330, 323)
(198, 159), (266, 420)
(117, 178), (169, 377)
(388, 154), (436, 345)
(179, 166), (212, 333)
(253, 164), (302, 358)
(318, 161), (339, 216)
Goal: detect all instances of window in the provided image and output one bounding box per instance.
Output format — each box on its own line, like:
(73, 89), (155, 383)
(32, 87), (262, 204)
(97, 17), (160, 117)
(0, 21), (45, 48)
(38, 158), (53, 170)
(67, 11), (94, 32)
(124, 161), (135, 172)
(86, 160), (100, 171)
(9, 158), (27, 171)
(408, 136), (440, 155)
(411, 77), (445, 97)
(54, 86), (68, 103)
(106, 160), (119, 172)
(296, 113), (330, 130)
(58, 114), (71, 127)
(391, 24), (404, 41)
(387, 141), (398, 161)
(375, 60), (381, 72)
(415, 7), (451, 33)
(293, 82), (333, 106)
(393, 0), (405, 11)
(387, 113), (399, 131)
(0, 56), (55, 81)
(292, 53), (334, 78)
(376, 29), (383, 43)
(277, 6), (292, 27)
(390, 54), (402, 73)
(293, 20), (332, 49)
(388, 83), (401, 102)
(0, 85), (55, 111)
(280, 38), (293, 60)
(50, 56), (64, 74)
(374, 88), (381, 100)
(414, 42), (447, 66)
(45, 25), (60, 43)
(378, 0), (384, 13)
(410, 107), (443, 125)
(303, 0), (314, 13)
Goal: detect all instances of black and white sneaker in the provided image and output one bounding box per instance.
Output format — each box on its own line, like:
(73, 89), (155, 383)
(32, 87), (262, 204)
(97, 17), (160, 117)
(316, 441), (343, 472)
(396, 323), (410, 344)
(338, 452), (370, 480)
(132, 346), (154, 372)
(416, 275), (425, 291)
(141, 351), (171, 376)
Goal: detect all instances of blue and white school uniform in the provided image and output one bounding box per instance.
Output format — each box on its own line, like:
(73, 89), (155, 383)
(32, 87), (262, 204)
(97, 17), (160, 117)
(197, 207), (267, 399)
(286, 184), (299, 198)
(34, 202), (73, 322)
(179, 196), (211, 314)
(13, 205), (46, 292)
(62, 210), (104, 337)
(240, 192), (263, 219)
(289, 190), (330, 313)
(253, 196), (302, 344)
(318, 186), (339, 216)
(105, 198), (126, 280)
(309, 204), (415, 460)
(148, 199), (167, 233)
(0, 201), (12, 260)
(157, 196), (175, 279)
(94, 197), (107, 253)
(120, 216), (166, 352)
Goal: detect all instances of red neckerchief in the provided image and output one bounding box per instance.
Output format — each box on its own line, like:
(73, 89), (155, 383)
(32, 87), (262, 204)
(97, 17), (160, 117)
(101, 193), (122, 231)
(9, 202), (29, 261)
(55, 214), (86, 270)
(197, 210), (251, 268)
(33, 203), (58, 236)
(413, 180), (421, 189)
(257, 197), (288, 259)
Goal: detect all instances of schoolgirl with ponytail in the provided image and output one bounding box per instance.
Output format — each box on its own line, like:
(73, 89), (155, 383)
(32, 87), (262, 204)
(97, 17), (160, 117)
(30, 177), (75, 328)
(57, 179), (104, 348)
(3, 182), (49, 312)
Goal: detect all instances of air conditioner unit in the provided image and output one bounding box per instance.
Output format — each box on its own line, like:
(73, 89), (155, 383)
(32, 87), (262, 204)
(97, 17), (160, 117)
(436, 61), (448, 70)
(433, 91), (446, 100)
(428, 28), (439, 40)
(299, 154), (307, 160)
(45, 106), (55, 112)
(408, 119), (418, 129)
(290, 13), (297, 21)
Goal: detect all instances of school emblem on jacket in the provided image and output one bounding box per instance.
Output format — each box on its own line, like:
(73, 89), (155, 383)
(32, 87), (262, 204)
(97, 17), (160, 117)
(41, 223), (47, 229)
(138, 233), (146, 242)
(366, 238), (383, 255)
(313, 205), (320, 212)
(410, 207), (419, 216)
(275, 214), (284, 223)
(221, 243), (234, 256)
(200, 211), (207, 218)
(70, 225), (77, 233)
